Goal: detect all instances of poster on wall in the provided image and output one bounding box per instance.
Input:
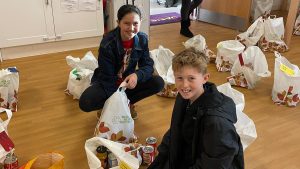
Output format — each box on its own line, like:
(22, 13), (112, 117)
(79, 0), (97, 11)
(61, 0), (79, 12)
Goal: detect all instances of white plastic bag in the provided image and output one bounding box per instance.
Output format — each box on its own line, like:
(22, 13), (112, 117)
(217, 83), (245, 112)
(183, 34), (216, 62)
(294, 14), (300, 35)
(85, 137), (140, 169)
(66, 51), (98, 71)
(236, 17), (264, 47)
(272, 52), (300, 107)
(0, 108), (13, 163)
(251, 0), (273, 20)
(95, 82), (135, 143)
(150, 46), (177, 98)
(228, 46), (271, 89)
(65, 68), (93, 99)
(65, 51), (98, 99)
(0, 67), (19, 112)
(217, 83), (257, 150)
(0, 70), (9, 111)
(259, 16), (288, 53)
(216, 40), (245, 72)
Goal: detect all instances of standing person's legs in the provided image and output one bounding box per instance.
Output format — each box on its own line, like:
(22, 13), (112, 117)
(180, 0), (194, 37)
(189, 0), (203, 14)
(79, 83), (109, 112)
(125, 75), (164, 105)
(165, 0), (174, 7)
(181, 0), (192, 21)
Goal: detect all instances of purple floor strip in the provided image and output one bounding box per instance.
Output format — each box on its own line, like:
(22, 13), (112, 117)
(150, 12), (181, 26)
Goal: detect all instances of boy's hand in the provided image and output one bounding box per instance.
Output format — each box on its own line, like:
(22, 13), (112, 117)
(124, 73), (138, 89)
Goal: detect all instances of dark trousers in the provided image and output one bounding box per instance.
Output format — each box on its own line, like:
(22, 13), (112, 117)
(79, 76), (164, 112)
(165, 0), (180, 7)
(181, 0), (203, 20)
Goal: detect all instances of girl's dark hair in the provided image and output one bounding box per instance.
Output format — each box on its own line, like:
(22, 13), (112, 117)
(117, 4), (142, 21)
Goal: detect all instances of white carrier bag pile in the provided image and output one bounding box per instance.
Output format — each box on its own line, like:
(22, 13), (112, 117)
(85, 137), (140, 169)
(150, 45), (177, 98)
(216, 40), (245, 72)
(228, 46), (271, 89)
(217, 83), (257, 150)
(95, 82), (135, 143)
(258, 15), (288, 53)
(272, 52), (300, 107)
(294, 14), (300, 35)
(183, 34), (216, 62)
(0, 108), (14, 163)
(236, 16), (264, 47)
(65, 51), (98, 99)
(0, 67), (19, 112)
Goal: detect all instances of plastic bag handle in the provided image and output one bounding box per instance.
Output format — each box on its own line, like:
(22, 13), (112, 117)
(118, 82), (127, 92)
(274, 51), (282, 59)
(238, 53), (244, 66)
(269, 15), (277, 19)
(0, 108), (13, 131)
(258, 71), (272, 77)
(294, 26), (300, 35)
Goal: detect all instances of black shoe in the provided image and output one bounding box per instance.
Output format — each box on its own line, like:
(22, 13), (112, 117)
(180, 28), (194, 38)
(180, 20), (194, 38)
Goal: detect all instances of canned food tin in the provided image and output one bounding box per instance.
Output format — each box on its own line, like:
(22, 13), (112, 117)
(108, 152), (118, 168)
(142, 146), (154, 165)
(146, 137), (157, 154)
(96, 146), (108, 168)
(4, 153), (18, 169)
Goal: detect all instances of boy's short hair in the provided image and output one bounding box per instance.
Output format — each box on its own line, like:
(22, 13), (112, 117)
(172, 48), (209, 74)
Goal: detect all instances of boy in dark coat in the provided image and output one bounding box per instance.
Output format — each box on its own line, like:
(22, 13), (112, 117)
(148, 48), (244, 169)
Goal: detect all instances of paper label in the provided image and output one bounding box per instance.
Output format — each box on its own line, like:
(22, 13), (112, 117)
(119, 160), (132, 169)
(280, 64), (295, 76)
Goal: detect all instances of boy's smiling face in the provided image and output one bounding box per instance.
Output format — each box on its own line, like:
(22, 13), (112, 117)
(174, 66), (209, 103)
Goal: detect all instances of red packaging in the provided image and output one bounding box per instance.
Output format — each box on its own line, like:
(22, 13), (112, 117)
(142, 146), (154, 165)
(146, 137), (157, 155)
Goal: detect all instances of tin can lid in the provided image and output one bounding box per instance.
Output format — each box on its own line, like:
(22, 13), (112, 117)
(146, 137), (157, 144)
(142, 146), (154, 153)
(96, 146), (107, 153)
(4, 154), (17, 164)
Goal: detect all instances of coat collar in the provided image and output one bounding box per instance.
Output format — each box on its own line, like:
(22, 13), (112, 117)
(114, 27), (143, 56)
(173, 82), (237, 126)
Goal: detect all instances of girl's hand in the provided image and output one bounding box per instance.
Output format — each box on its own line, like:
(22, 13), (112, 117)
(124, 73), (138, 89)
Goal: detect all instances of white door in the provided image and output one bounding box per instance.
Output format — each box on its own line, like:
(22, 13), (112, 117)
(51, 0), (104, 41)
(0, 0), (55, 48)
(134, 0), (150, 35)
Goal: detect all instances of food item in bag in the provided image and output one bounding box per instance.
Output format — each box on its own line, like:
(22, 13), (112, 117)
(146, 137), (157, 155)
(108, 152), (118, 168)
(96, 146), (108, 168)
(4, 152), (18, 169)
(142, 146), (154, 165)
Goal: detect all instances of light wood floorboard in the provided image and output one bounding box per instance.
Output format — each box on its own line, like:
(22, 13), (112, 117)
(1, 21), (300, 169)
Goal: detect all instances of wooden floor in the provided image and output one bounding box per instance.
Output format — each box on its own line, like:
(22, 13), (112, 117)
(1, 21), (300, 169)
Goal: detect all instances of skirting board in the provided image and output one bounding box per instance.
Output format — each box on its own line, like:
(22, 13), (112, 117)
(0, 36), (102, 61)
(197, 8), (247, 31)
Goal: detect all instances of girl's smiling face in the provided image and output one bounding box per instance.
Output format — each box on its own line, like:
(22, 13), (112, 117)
(118, 12), (141, 41)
